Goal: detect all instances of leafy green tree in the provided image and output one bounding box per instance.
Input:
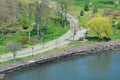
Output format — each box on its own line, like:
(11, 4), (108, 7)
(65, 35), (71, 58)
(19, 17), (29, 29)
(86, 17), (113, 39)
(117, 22), (120, 29)
(113, 0), (119, 7)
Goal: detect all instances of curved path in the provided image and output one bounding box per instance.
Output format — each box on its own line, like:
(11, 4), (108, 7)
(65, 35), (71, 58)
(0, 2), (87, 62)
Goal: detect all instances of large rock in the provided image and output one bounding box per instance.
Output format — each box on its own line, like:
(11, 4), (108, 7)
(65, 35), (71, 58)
(0, 74), (5, 80)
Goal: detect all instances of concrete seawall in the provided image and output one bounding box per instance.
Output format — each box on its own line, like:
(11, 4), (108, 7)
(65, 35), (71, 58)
(0, 40), (120, 79)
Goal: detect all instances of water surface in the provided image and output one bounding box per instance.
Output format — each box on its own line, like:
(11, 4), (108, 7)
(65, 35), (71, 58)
(5, 50), (120, 80)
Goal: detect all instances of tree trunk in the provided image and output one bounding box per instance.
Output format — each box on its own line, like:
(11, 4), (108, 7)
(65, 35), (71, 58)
(36, 3), (42, 38)
(60, 3), (64, 27)
(64, 3), (67, 27)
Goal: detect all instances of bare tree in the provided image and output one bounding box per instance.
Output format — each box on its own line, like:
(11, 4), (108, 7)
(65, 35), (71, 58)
(35, 0), (49, 38)
(58, 0), (74, 27)
(0, 0), (19, 35)
(7, 42), (22, 60)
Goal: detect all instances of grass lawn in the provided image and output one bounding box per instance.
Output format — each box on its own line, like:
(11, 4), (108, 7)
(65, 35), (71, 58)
(68, 0), (120, 40)
(0, 9), (69, 55)
(0, 41), (97, 65)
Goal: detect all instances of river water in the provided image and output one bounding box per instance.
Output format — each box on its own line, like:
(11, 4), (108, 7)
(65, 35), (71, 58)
(5, 50), (120, 80)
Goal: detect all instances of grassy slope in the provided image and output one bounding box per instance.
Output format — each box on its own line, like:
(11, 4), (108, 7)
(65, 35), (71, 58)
(68, 0), (120, 40)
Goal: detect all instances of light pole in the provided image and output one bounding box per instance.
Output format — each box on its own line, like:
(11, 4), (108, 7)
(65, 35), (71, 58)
(55, 39), (58, 48)
(52, 32), (54, 40)
(73, 25), (77, 41)
(32, 47), (34, 57)
(55, 33), (58, 48)
(42, 36), (45, 48)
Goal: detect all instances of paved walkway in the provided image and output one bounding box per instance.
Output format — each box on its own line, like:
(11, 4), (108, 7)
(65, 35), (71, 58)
(0, 2), (87, 62)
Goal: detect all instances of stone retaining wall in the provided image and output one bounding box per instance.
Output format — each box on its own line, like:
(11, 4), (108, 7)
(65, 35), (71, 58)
(0, 40), (120, 79)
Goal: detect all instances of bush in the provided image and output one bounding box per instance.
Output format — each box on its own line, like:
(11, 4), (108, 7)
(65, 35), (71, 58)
(6, 42), (14, 48)
(78, 37), (84, 41)
(80, 10), (84, 16)
(30, 37), (37, 44)
(104, 9), (113, 15)
(112, 11), (120, 16)
(18, 37), (29, 46)
(118, 22), (120, 29)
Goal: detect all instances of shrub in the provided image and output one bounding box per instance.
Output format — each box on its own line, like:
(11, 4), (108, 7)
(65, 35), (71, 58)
(80, 10), (84, 16)
(18, 37), (28, 46)
(118, 22), (120, 29)
(79, 37), (84, 41)
(6, 42), (14, 48)
(104, 9), (113, 15)
(112, 11), (120, 16)
(30, 37), (37, 44)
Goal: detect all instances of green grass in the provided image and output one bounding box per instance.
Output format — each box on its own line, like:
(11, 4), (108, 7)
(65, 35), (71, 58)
(69, 0), (120, 40)
(0, 9), (69, 55)
(0, 26), (69, 55)
(112, 28), (120, 40)
(0, 41), (97, 65)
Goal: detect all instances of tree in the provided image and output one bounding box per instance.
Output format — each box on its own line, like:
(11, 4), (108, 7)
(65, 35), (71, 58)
(0, 0), (19, 35)
(113, 0), (119, 7)
(0, 0), (12, 35)
(84, 4), (89, 11)
(35, 0), (49, 38)
(18, 0), (36, 39)
(6, 42), (22, 60)
(86, 17), (113, 39)
(80, 10), (84, 16)
(117, 22), (120, 29)
(58, 0), (74, 27)
(92, 6), (97, 14)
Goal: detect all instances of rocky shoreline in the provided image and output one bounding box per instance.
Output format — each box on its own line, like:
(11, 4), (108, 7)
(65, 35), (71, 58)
(0, 40), (120, 79)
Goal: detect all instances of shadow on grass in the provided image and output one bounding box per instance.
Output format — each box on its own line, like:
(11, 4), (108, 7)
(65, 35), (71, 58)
(99, 1), (113, 5)
(86, 37), (111, 42)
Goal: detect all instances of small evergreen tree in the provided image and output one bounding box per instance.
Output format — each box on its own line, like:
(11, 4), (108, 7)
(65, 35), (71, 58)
(80, 10), (84, 16)
(92, 6), (97, 14)
(84, 4), (89, 11)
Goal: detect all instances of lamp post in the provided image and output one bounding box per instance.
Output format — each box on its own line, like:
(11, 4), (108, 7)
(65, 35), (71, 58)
(55, 33), (58, 48)
(55, 39), (58, 48)
(42, 36), (45, 48)
(32, 47), (34, 57)
(73, 25), (77, 41)
(52, 32), (54, 40)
